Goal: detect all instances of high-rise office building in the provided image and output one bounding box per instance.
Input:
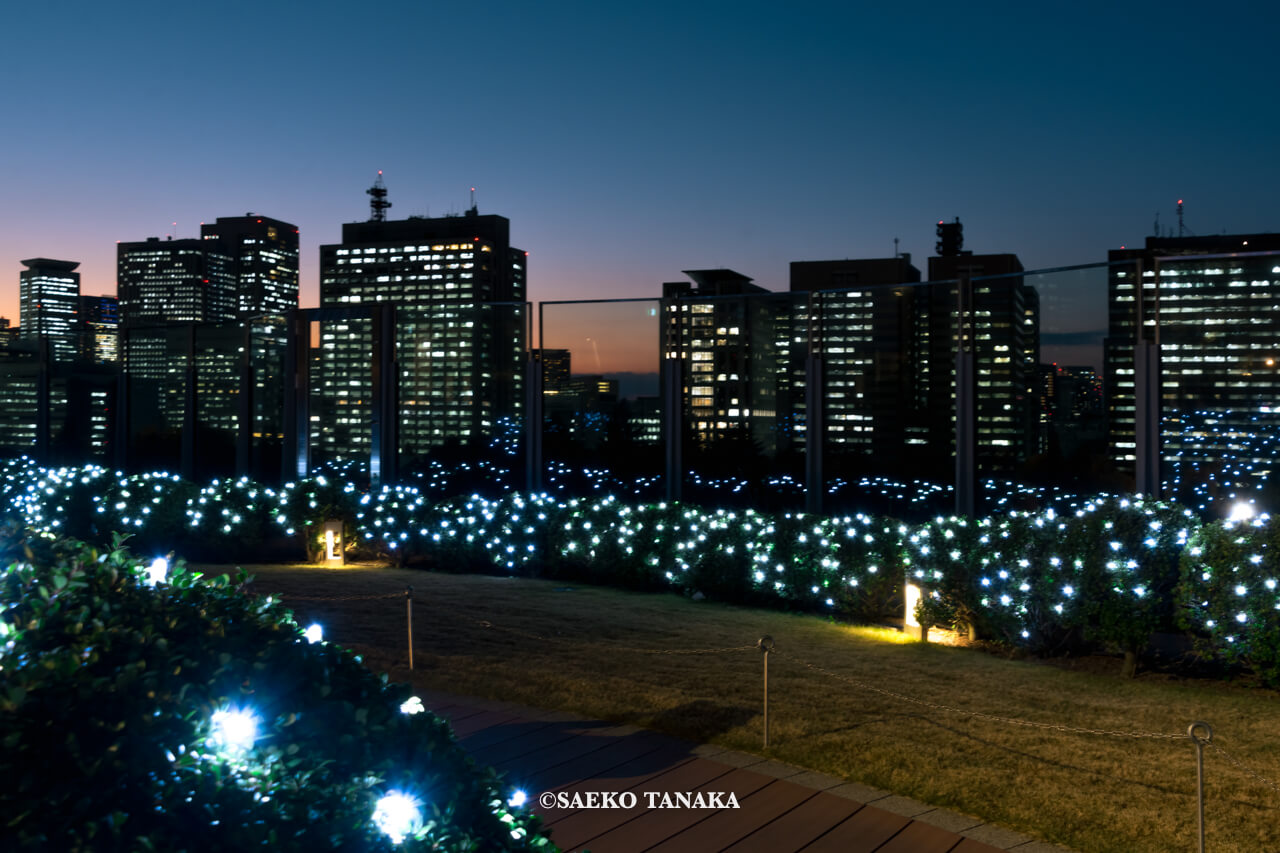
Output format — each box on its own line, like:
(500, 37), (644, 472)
(19, 258), (81, 362)
(117, 218), (296, 465)
(117, 237), (237, 327)
(661, 269), (793, 457)
(200, 215), (300, 318)
(927, 252), (1040, 474)
(1105, 233), (1280, 484)
(318, 181), (526, 463)
(790, 256), (922, 471)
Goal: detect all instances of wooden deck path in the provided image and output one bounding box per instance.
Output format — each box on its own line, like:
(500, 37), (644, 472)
(422, 691), (1073, 853)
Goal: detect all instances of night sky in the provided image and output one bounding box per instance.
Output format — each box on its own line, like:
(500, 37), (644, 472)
(3, 0), (1278, 372)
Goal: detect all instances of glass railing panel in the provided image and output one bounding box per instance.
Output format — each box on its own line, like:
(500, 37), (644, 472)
(538, 299), (663, 502)
(812, 279), (950, 520)
(0, 341), (42, 458)
(945, 263), (1111, 515)
(310, 313), (373, 476)
(244, 316), (288, 482)
(190, 323), (243, 480)
(392, 300), (527, 498)
(659, 288), (804, 511)
(1151, 248), (1280, 515)
(120, 324), (186, 473)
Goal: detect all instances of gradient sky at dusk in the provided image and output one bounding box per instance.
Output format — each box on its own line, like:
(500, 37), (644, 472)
(3, 0), (1278, 372)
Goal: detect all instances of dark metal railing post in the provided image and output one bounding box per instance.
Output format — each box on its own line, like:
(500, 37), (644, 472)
(804, 292), (824, 515)
(1188, 722), (1212, 853)
(180, 325), (196, 479)
(1135, 259), (1160, 497)
(758, 636), (774, 748)
(955, 274), (976, 517)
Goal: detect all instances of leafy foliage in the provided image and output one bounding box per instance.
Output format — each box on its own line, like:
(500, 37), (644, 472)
(0, 533), (554, 852)
(1179, 516), (1280, 686)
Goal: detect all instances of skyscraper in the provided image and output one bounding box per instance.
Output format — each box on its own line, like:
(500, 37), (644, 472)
(790, 255), (922, 472)
(117, 237), (237, 327)
(199, 215), (300, 318)
(19, 258), (81, 362)
(317, 180), (526, 464)
(116, 219), (297, 471)
(927, 252), (1040, 474)
(1105, 233), (1280, 489)
(661, 269), (793, 459)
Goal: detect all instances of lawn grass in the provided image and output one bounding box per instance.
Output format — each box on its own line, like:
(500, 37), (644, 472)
(234, 562), (1280, 853)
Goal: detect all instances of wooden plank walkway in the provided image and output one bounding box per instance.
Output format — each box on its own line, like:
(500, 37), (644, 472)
(422, 691), (1073, 853)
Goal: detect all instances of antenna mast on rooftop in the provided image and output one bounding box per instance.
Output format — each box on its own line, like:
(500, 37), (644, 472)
(367, 171), (392, 222)
(1175, 198), (1195, 238)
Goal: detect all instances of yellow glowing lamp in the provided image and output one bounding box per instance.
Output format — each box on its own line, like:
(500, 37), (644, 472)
(904, 582), (928, 641)
(322, 519), (345, 566)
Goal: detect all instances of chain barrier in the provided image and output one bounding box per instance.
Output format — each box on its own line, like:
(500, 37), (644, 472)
(472, 618), (758, 656)
(274, 592), (405, 602)
(1207, 741), (1280, 794)
(772, 647), (1186, 741)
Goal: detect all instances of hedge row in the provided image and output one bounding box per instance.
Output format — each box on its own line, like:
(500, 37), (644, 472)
(5, 460), (1280, 685)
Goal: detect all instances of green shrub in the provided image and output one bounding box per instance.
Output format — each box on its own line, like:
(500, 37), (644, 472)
(1064, 497), (1192, 676)
(1179, 515), (1280, 686)
(0, 534), (554, 852)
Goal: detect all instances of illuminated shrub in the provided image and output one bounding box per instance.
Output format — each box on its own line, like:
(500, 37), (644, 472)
(909, 498), (1194, 674)
(15, 459), (1280, 681)
(1063, 497), (1192, 677)
(1179, 515), (1280, 686)
(0, 534), (553, 852)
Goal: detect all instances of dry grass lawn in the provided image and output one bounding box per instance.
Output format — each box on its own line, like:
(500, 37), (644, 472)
(226, 562), (1280, 853)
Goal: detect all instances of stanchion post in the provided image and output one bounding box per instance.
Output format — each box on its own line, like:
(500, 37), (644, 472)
(758, 636), (774, 749)
(406, 586), (414, 671)
(1188, 721), (1212, 853)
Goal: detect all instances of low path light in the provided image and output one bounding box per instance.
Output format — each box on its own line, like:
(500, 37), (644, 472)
(322, 520), (344, 565)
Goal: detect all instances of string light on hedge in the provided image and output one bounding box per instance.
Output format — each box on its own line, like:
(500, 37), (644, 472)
(508, 789), (528, 808)
(210, 707), (259, 754)
(303, 623), (323, 644)
(373, 791), (424, 845)
(1229, 502), (1257, 523)
(145, 558), (168, 586)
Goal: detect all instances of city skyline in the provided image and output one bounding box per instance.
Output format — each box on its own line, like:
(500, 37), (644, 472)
(4, 1), (1279, 363)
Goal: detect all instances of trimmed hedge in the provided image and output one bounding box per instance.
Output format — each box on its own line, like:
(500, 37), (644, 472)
(0, 531), (554, 852)
(1179, 515), (1280, 685)
(7, 459), (1280, 685)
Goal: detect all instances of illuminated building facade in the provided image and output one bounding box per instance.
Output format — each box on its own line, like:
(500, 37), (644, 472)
(199, 215), (300, 318)
(78, 294), (119, 363)
(318, 203), (526, 464)
(789, 256), (923, 472)
(927, 253), (1040, 474)
(118, 237), (236, 326)
(1105, 234), (1280, 483)
(661, 269), (793, 457)
(19, 258), (81, 362)
(117, 220), (296, 470)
